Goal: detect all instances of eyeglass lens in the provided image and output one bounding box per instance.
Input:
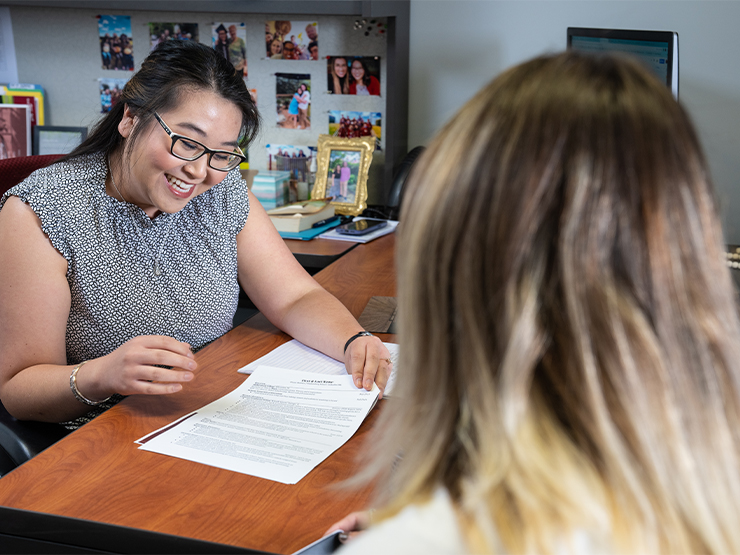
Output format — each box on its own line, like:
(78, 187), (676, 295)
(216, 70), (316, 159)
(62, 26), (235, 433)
(171, 136), (241, 170)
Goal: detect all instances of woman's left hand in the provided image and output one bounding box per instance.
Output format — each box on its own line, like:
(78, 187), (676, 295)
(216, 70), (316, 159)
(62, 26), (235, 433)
(324, 511), (371, 543)
(344, 335), (392, 398)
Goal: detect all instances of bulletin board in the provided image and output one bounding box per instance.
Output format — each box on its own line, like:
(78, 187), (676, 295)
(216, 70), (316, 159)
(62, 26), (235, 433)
(4, 1), (409, 207)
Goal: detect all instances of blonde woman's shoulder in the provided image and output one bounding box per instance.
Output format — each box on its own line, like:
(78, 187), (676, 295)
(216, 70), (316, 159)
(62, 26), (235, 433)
(337, 489), (467, 555)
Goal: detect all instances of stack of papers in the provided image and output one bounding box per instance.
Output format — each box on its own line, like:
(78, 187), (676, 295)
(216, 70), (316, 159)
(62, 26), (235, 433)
(136, 341), (399, 484)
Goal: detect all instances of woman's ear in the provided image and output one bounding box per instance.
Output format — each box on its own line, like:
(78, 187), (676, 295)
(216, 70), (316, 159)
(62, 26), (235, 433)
(117, 104), (135, 138)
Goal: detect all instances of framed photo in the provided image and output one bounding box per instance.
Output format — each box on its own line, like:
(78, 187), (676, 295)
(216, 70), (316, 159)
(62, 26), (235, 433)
(0, 104), (32, 158)
(33, 125), (87, 155)
(311, 135), (374, 216)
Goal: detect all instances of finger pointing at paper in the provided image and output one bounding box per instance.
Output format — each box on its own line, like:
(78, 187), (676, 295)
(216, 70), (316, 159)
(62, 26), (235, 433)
(343, 332), (392, 398)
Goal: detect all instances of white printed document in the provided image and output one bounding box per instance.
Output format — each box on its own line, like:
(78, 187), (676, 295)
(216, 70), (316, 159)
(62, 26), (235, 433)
(137, 366), (379, 484)
(237, 339), (398, 395)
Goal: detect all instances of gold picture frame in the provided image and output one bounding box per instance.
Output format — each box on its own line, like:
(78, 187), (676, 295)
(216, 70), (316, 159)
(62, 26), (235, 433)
(311, 135), (374, 216)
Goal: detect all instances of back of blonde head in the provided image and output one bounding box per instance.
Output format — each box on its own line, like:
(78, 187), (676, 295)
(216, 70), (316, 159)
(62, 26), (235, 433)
(362, 52), (740, 553)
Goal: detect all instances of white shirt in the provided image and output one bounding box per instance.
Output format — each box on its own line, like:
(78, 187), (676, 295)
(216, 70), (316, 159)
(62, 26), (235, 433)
(338, 489), (467, 555)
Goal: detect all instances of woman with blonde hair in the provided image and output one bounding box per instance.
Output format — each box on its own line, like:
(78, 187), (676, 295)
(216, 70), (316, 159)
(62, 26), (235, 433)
(328, 50), (740, 554)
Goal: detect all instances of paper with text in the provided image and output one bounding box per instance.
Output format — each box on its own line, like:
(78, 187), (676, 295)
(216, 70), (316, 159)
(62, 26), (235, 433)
(237, 339), (398, 395)
(137, 366), (379, 484)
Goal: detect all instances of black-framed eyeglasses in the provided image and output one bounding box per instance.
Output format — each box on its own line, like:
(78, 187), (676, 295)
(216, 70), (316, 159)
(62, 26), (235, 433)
(154, 112), (246, 172)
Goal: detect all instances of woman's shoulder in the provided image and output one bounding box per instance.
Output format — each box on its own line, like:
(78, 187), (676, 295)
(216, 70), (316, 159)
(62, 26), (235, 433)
(338, 489), (467, 555)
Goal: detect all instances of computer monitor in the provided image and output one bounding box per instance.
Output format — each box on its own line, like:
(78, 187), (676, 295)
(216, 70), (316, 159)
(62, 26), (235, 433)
(567, 27), (679, 98)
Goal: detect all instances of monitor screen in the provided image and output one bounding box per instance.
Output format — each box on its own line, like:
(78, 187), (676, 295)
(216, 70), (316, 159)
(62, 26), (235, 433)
(567, 28), (679, 98)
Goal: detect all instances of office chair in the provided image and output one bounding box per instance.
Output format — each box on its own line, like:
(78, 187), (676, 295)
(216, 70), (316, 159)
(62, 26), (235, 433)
(0, 154), (70, 477)
(386, 146), (425, 220)
(0, 154), (65, 196)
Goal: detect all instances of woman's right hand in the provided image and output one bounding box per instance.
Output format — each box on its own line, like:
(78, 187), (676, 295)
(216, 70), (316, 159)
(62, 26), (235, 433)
(77, 335), (197, 401)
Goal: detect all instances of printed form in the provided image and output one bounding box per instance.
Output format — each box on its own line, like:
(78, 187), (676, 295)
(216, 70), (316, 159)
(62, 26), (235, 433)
(237, 339), (399, 395)
(137, 365), (380, 484)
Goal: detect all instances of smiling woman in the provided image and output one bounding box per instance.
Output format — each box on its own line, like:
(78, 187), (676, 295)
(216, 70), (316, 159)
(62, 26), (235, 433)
(0, 41), (391, 432)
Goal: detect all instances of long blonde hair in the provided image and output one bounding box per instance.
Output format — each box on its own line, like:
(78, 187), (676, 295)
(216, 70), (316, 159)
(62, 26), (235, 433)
(361, 52), (740, 553)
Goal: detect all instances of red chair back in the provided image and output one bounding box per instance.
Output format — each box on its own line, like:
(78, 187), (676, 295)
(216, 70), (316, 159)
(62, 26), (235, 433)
(0, 154), (64, 196)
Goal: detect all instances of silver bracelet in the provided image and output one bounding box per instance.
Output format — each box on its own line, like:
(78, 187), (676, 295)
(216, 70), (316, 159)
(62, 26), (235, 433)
(69, 361), (111, 406)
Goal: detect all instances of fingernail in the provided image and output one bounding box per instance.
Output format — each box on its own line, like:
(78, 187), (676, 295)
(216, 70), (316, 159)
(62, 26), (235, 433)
(339, 533), (349, 544)
(188, 361), (196, 370)
(184, 372), (194, 381)
(364, 379), (372, 389)
(355, 378), (362, 388)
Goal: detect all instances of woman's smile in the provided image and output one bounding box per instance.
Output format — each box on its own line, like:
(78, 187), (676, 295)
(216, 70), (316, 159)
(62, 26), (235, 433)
(165, 173), (197, 198)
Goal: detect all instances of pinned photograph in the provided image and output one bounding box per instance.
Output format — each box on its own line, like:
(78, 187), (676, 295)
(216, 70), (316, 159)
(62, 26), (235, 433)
(329, 110), (381, 150)
(98, 15), (134, 71)
(267, 144), (316, 199)
(327, 56), (381, 95)
(212, 22), (247, 79)
(98, 77), (128, 113)
(267, 144), (312, 166)
(276, 73), (311, 130)
(149, 23), (198, 50)
(265, 20), (318, 60)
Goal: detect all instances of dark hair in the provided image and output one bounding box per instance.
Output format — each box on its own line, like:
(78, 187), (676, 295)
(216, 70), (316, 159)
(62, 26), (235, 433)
(309, 41), (318, 51)
(351, 58), (372, 86)
(65, 40), (260, 163)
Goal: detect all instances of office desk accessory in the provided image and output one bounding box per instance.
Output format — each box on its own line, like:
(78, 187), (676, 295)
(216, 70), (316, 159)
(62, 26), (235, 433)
(251, 170), (291, 211)
(268, 199), (336, 233)
(320, 218), (397, 243)
(32, 125), (87, 155)
(0, 104), (31, 156)
(0, 235), (396, 555)
(311, 135), (375, 216)
(0, 84), (45, 126)
(358, 296), (397, 334)
(277, 219), (344, 241)
(567, 27), (679, 98)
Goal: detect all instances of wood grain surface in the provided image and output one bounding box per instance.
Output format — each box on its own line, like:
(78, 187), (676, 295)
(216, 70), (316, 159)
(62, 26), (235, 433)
(0, 234), (397, 555)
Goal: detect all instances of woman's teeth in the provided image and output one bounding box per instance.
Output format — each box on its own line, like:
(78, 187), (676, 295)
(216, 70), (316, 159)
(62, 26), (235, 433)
(167, 175), (194, 193)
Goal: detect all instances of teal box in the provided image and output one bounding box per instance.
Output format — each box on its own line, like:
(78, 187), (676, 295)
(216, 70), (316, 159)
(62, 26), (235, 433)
(252, 170), (291, 210)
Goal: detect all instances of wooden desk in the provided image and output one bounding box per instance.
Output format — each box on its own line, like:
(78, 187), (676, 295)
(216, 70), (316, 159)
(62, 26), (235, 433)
(0, 235), (397, 555)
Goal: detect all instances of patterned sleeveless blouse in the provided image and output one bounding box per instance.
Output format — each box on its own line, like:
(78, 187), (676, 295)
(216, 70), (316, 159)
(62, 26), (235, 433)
(0, 152), (250, 428)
